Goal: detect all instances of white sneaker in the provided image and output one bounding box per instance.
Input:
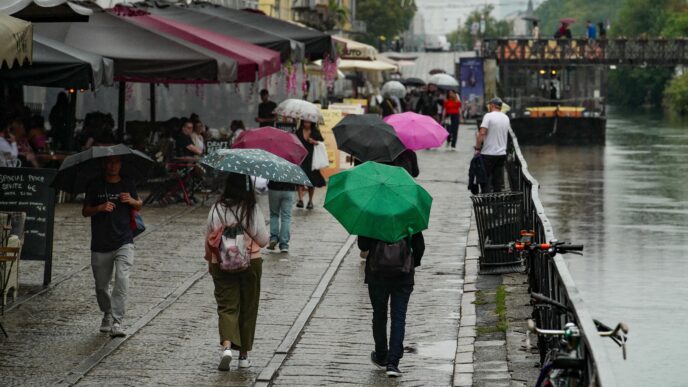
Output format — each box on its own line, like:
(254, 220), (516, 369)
(280, 247), (289, 253)
(218, 349), (232, 371)
(238, 356), (251, 368)
(110, 322), (126, 338)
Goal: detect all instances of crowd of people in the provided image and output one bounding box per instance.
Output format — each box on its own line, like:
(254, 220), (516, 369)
(5, 71), (513, 380)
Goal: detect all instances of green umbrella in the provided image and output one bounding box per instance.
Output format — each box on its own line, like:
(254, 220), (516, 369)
(200, 148), (313, 186)
(324, 162), (432, 242)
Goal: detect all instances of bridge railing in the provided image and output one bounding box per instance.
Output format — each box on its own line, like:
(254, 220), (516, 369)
(482, 38), (688, 65)
(506, 128), (618, 386)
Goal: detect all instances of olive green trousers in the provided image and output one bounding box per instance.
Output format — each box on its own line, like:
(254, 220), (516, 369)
(209, 258), (262, 351)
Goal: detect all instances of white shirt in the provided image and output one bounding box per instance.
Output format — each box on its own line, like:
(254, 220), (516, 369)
(0, 136), (19, 159)
(479, 111), (510, 156)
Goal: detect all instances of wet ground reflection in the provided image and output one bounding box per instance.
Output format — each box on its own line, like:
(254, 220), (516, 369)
(522, 108), (688, 386)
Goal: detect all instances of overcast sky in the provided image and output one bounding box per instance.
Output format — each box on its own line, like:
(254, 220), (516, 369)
(415, 0), (543, 35)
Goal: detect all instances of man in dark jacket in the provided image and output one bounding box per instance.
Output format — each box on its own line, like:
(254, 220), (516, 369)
(415, 83), (440, 122)
(357, 232), (425, 377)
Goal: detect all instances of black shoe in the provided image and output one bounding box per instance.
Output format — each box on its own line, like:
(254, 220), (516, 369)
(296, 200), (304, 208)
(370, 351), (386, 370)
(306, 201), (314, 210)
(386, 364), (402, 377)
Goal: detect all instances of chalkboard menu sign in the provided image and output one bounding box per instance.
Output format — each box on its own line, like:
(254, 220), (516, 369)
(0, 167), (56, 285)
(205, 140), (229, 155)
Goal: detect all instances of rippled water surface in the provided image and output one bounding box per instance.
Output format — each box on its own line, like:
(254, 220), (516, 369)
(522, 108), (688, 387)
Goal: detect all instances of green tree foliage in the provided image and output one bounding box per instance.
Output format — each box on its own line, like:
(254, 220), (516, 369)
(534, 0), (624, 38)
(608, 0), (686, 108)
(357, 0), (416, 45)
(608, 67), (674, 107)
(664, 72), (688, 115)
(447, 6), (511, 50)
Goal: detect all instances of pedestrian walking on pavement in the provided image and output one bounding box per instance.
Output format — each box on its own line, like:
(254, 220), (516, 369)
(267, 181), (297, 253)
(358, 232), (425, 377)
(205, 172), (269, 371)
(295, 120), (326, 209)
(415, 83), (441, 122)
(82, 156), (143, 338)
(324, 162), (431, 378)
(475, 97), (510, 192)
(441, 90), (462, 149)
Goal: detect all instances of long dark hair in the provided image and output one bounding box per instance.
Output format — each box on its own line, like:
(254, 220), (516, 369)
(296, 120), (320, 139)
(217, 172), (256, 230)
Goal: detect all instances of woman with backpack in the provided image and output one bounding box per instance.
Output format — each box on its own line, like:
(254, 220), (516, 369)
(205, 172), (269, 371)
(357, 232), (425, 377)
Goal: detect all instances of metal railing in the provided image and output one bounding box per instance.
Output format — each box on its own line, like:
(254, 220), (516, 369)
(482, 38), (688, 66)
(506, 128), (618, 386)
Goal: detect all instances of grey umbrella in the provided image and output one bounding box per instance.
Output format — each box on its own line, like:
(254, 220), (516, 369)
(51, 144), (155, 194)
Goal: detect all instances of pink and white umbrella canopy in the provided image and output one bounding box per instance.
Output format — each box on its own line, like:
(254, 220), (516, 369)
(383, 112), (449, 150)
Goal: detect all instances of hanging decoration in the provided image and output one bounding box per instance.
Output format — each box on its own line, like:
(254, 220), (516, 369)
(125, 82), (134, 103)
(283, 60), (297, 96)
(321, 53), (338, 88)
(195, 83), (205, 98)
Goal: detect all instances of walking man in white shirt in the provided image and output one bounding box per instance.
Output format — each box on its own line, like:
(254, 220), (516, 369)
(475, 98), (510, 192)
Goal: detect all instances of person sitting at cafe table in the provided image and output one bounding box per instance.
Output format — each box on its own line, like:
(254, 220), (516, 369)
(191, 117), (207, 154)
(2, 118), (39, 167)
(0, 118), (19, 164)
(28, 115), (48, 152)
(176, 118), (203, 160)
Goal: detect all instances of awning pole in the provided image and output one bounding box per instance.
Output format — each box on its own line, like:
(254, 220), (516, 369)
(149, 83), (156, 123)
(118, 81), (125, 142)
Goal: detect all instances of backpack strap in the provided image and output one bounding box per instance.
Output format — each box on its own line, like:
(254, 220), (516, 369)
(226, 205), (258, 254)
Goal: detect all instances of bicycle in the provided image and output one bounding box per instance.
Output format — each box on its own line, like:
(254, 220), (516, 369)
(484, 232), (584, 294)
(528, 293), (629, 387)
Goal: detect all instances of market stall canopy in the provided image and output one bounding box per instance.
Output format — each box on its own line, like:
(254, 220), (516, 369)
(0, 13), (32, 69)
(337, 59), (397, 72)
(7, 1), (91, 22)
(139, 4), (304, 63)
(332, 36), (377, 60)
(1, 0), (91, 20)
(113, 6), (280, 82)
(189, 2), (333, 60)
(0, 34), (113, 89)
(33, 9), (224, 83)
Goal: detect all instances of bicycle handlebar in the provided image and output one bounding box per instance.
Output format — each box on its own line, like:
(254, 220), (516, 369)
(483, 241), (584, 254)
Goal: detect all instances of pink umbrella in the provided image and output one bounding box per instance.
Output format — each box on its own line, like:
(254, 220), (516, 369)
(231, 126), (307, 165)
(383, 112), (449, 150)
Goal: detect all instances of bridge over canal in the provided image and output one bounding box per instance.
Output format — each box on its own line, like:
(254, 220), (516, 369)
(482, 38), (688, 66)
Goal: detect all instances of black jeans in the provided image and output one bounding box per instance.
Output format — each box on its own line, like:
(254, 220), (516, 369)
(447, 114), (459, 147)
(481, 154), (507, 193)
(367, 282), (413, 367)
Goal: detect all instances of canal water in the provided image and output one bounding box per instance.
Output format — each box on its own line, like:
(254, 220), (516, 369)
(522, 108), (688, 386)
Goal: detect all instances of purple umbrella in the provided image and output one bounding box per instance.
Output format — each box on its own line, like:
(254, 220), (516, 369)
(383, 112), (449, 150)
(231, 126), (307, 165)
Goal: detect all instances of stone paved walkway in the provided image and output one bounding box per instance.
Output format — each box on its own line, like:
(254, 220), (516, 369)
(1, 128), (482, 386)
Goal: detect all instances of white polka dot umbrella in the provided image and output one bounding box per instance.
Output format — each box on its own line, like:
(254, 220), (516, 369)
(200, 148), (313, 186)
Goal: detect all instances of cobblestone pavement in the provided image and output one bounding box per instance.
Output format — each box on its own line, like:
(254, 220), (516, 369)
(1, 127), (477, 386)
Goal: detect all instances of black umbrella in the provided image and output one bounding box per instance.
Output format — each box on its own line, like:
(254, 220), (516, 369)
(402, 77), (425, 87)
(333, 114), (406, 163)
(51, 144), (155, 194)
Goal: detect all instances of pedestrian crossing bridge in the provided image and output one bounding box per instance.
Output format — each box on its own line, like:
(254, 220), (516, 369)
(482, 38), (688, 66)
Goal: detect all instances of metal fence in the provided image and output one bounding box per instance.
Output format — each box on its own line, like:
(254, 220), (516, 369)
(506, 128), (618, 386)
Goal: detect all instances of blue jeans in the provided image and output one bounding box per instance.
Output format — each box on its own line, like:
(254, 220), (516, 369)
(367, 282), (413, 366)
(268, 190), (295, 249)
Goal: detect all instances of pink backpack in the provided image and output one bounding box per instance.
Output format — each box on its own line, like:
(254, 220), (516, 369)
(205, 206), (251, 272)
